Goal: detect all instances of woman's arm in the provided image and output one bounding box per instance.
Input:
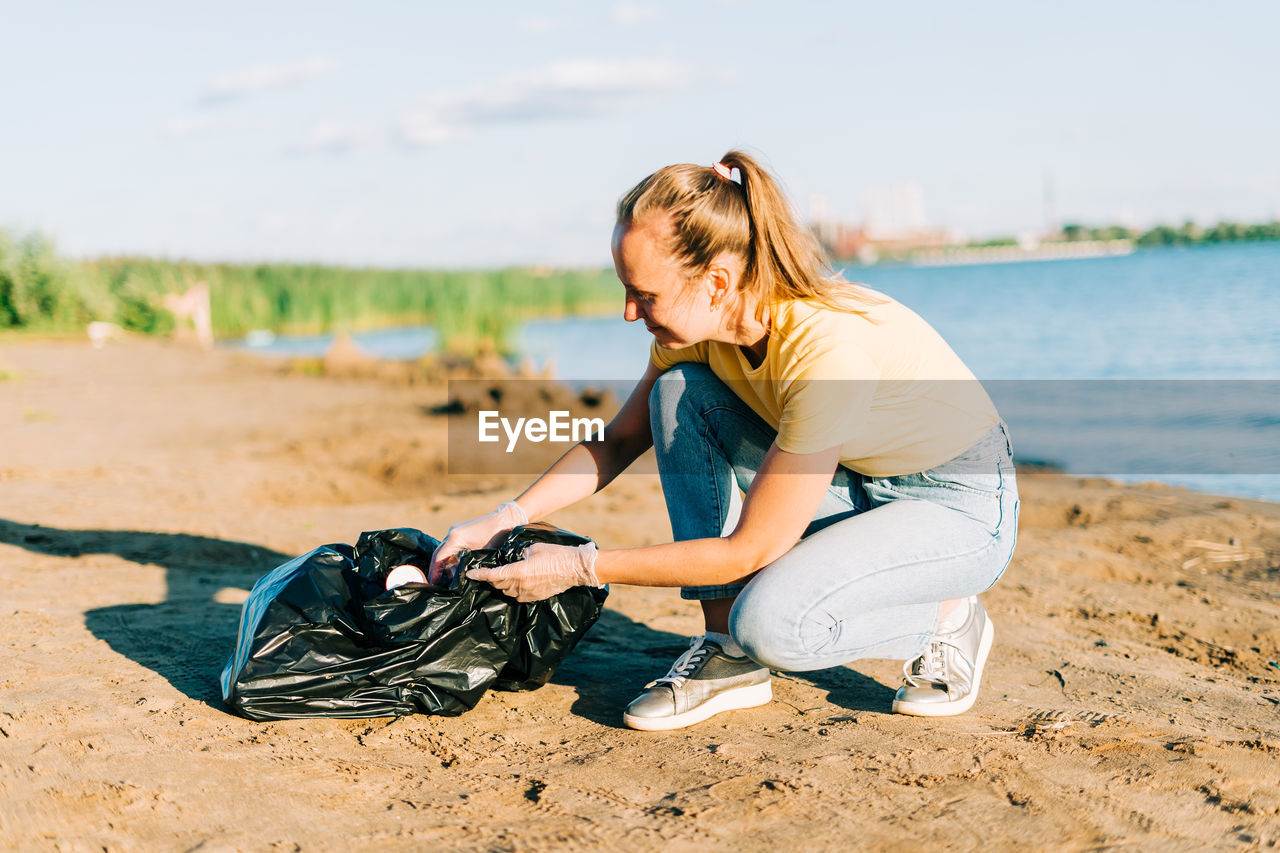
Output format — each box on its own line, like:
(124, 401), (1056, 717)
(594, 441), (844, 587)
(429, 360), (662, 580)
(514, 359), (663, 521)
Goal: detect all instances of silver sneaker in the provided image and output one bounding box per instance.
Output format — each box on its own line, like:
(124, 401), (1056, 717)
(892, 596), (994, 717)
(622, 636), (772, 731)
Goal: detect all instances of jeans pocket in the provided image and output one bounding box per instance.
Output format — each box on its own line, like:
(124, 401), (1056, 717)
(919, 422), (1013, 497)
(919, 459), (1004, 497)
(867, 467), (1005, 536)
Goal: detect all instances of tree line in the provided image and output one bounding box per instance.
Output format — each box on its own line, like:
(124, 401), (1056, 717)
(0, 230), (619, 353)
(1060, 219), (1280, 246)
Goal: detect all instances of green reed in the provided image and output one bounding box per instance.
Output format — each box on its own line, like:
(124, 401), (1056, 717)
(0, 230), (621, 353)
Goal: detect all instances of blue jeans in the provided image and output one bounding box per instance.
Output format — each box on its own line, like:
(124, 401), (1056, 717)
(649, 363), (1020, 671)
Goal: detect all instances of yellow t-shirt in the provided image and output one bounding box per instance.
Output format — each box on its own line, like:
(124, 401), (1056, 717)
(649, 292), (1000, 477)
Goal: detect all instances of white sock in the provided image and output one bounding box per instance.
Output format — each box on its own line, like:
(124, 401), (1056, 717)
(704, 630), (745, 657)
(938, 597), (972, 634)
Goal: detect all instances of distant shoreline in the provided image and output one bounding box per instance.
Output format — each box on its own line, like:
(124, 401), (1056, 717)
(909, 239), (1134, 268)
(826, 219), (1280, 268)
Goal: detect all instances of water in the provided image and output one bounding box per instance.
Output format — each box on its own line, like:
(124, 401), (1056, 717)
(230, 326), (441, 360)
(226, 243), (1280, 501)
(850, 244), (1280, 501)
(847, 243), (1279, 381)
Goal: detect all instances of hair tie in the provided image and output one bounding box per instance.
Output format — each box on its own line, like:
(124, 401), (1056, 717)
(711, 162), (741, 184)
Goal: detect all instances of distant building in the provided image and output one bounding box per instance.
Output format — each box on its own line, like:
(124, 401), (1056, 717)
(810, 178), (1140, 266)
(811, 182), (960, 264)
(862, 183), (927, 241)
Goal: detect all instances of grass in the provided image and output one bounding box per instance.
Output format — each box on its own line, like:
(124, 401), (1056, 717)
(1, 229), (621, 354)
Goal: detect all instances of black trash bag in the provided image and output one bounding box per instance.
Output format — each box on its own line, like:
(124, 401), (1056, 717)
(219, 523), (607, 721)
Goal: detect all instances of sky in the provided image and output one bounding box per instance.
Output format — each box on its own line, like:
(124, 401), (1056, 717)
(2, 0), (1278, 268)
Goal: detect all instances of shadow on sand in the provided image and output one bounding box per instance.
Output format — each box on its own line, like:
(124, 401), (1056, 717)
(0, 518), (287, 707)
(2, 518), (895, 722)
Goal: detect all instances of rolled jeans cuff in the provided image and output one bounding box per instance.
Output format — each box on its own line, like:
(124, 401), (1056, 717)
(680, 582), (749, 601)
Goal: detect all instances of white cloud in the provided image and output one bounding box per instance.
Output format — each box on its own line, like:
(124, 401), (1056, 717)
(162, 113), (250, 138)
(612, 3), (660, 25)
(285, 120), (381, 156)
(202, 56), (341, 102)
(400, 58), (693, 147)
(517, 15), (563, 33)
(399, 120), (467, 147)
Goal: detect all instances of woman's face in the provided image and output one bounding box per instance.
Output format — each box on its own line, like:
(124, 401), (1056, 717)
(611, 215), (719, 350)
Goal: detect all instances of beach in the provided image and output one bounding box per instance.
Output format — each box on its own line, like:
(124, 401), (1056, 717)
(1, 338), (1278, 851)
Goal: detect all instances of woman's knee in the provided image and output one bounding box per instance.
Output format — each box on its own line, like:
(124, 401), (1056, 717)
(648, 362), (717, 446)
(728, 593), (808, 671)
(648, 362), (714, 415)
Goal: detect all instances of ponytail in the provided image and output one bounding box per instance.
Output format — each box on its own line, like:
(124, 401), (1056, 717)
(616, 148), (881, 318)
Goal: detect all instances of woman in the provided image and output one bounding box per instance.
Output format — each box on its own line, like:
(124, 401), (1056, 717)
(429, 151), (1019, 731)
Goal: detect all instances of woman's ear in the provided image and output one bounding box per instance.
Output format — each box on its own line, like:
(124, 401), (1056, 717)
(705, 263), (731, 309)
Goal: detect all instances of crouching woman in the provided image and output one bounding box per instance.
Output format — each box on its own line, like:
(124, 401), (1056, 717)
(429, 151), (1019, 731)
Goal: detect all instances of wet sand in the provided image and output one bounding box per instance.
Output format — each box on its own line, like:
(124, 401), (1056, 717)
(1, 339), (1277, 851)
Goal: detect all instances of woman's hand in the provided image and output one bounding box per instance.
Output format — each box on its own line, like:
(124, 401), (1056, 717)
(428, 357), (659, 586)
(467, 542), (602, 602)
(427, 501), (528, 583)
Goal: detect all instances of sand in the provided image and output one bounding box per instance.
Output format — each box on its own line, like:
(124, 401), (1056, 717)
(1, 338), (1277, 852)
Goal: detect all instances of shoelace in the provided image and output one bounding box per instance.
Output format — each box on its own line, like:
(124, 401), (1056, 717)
(651, 636), (712, 688)
(902, 638), (963, 688)
(904, 604), (974, 688)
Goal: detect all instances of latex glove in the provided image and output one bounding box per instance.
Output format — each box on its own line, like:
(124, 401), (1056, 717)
(427, 501), (527, 583)
(467, 542), (602, 603)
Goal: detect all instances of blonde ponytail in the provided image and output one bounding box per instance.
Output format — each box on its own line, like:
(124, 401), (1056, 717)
(616, 149), (881, 318)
